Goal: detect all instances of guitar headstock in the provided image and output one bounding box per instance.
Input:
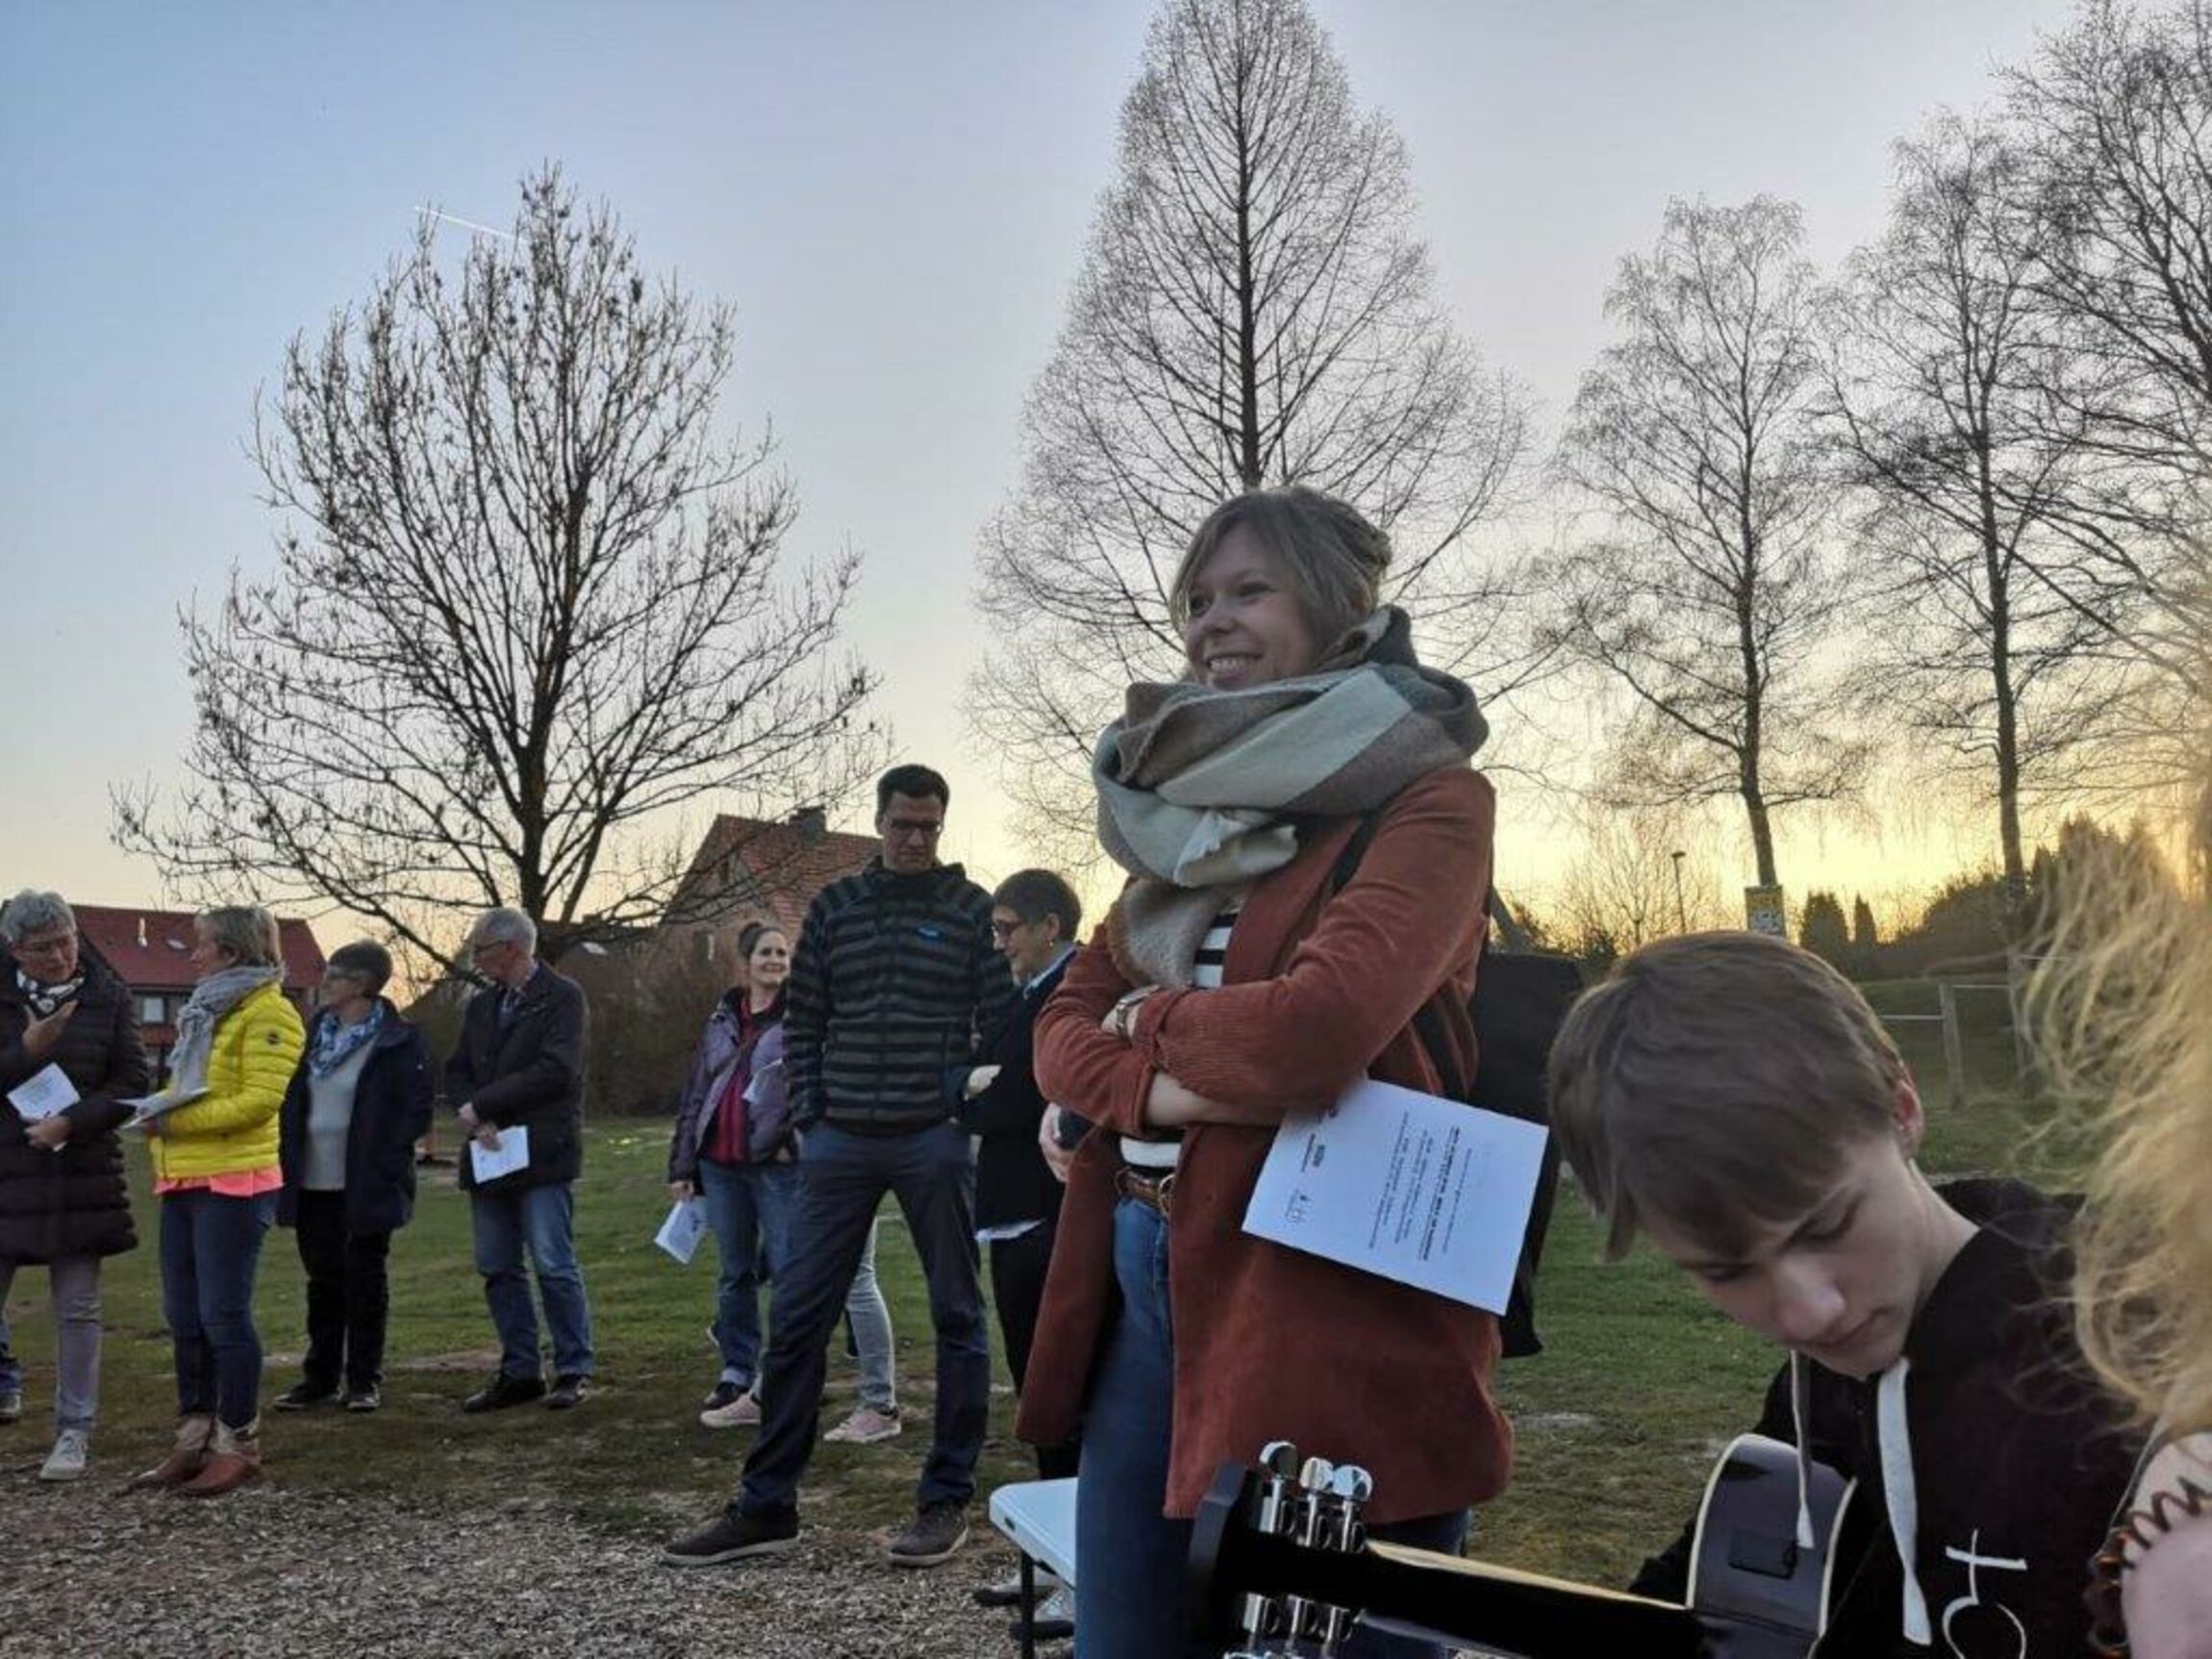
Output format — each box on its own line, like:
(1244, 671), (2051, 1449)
(1219, 1441), (1374, 1658)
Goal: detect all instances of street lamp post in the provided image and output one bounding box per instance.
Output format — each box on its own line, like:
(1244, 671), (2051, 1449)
(1670, 849), (1688, 934)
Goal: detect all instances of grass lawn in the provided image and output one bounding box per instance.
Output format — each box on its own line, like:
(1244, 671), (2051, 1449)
(1, 1066), (2060, 1588)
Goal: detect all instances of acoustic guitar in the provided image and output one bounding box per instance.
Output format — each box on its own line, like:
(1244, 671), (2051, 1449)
(1187, 1434), (1858, 1657)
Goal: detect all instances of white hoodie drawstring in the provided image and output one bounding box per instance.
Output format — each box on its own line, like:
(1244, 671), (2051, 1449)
(1875, 1357), (1933, 1647)
(1788, 1353), (1817, 1552)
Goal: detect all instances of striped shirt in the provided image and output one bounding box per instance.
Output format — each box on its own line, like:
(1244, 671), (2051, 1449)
(1120, 899), (1243, 1169)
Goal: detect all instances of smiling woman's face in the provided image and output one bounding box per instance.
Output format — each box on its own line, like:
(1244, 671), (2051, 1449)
(1180, 526), (1321, 692)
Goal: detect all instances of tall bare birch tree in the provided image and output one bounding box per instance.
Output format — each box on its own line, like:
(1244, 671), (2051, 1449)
(2002, 0), (2212, 786)
(970, 0), (1530, 858)
(115, 168), (879, 966)
(1822, 116), (2111, 910)
(1550, 197), (1862, 891)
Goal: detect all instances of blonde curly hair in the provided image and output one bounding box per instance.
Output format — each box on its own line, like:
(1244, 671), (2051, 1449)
(2033, 772), (2212, 1439)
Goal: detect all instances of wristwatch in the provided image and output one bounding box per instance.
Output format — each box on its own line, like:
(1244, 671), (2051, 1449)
(1109, 988), (1153, 1042)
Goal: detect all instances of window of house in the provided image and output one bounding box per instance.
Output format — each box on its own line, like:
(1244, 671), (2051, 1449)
(139, 994), (166, 1024)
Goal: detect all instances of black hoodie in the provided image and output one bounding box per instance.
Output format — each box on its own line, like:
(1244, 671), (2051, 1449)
(1630, 1178), (2143, 1656)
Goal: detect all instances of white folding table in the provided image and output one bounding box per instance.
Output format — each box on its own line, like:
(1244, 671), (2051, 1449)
(987, 1477), (1078, 1656)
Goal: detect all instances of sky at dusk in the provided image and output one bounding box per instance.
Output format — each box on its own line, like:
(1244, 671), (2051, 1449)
(3, 0), (2083, 941)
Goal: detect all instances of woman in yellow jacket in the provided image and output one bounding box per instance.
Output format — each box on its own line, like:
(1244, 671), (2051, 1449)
(130, 905), (304, 1496)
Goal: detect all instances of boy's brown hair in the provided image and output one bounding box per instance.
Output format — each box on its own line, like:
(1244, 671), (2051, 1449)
(1547, 931), (1909, 1261)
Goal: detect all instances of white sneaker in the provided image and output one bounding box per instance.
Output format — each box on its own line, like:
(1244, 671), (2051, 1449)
(823, 1405), (902, 1445)
(39, 1428), (88, 1483)
(699, 1391), (763, 1429)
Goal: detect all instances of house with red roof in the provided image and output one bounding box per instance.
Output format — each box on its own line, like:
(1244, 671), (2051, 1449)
(73, 905), (326, 1075)
(660, 805), (878, 968)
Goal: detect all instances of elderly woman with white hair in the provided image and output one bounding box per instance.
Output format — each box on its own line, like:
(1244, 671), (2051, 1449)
(0, 891), (150, 1481)
(129, 904), (306, 1497)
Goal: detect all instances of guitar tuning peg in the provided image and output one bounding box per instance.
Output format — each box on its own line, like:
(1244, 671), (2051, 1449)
(1298, 1455), (1336, 1493)
(1328, 1465), (1373, 1503)
(1259, 1440), (1299, 1477)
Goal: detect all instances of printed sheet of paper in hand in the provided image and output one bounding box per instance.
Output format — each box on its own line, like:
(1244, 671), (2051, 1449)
(468, 1124), (531, 1184)
(655, 1198), (707, 1265)
(8, 1064), (80, 1122)
(1243, 1076), (1547, 1313)
(119, 1087), (208, 1129)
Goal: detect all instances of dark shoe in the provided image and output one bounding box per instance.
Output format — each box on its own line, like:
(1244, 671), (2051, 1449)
(543, 1373), (589, 1410)
(886, 1500), (968, 1568)
(662, 1507), (800, 1567)
(1020, 1585), (1075, 1640)
(973, 1569), (1053, 1608)
(343, 1387), (382, 1413)
(272, 1380), (341, 1412)
(700, 1379), (743, 1412)
(461, 1371), (545, 1414)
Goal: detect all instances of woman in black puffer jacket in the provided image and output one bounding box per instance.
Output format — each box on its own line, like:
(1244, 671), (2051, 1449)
(0, 890), (149, 1482)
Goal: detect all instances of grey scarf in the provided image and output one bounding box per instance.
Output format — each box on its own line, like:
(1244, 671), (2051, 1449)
(162, 965), (281, 1099)
(1096, 608), (1486, 988)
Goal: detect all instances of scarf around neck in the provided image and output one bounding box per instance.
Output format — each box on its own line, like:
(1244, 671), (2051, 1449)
(163, 965), (281, 1099)
(15, 964), (84, 1018)
(1095, 607), (1486, 988)
(309, 999), (386, 1079)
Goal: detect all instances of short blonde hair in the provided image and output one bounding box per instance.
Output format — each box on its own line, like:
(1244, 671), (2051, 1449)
(1168, 487), (1391, 656)
(1548, 931), (1907, 1260)
(196, 905), (282, 968)
(2035, 811), (2212, 1437)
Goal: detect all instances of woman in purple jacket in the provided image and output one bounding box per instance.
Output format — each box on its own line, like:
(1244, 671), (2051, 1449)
(668, 922), (897, 1438)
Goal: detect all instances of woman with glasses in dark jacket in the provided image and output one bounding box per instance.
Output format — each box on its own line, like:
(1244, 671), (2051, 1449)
(0, 890), (149, 1482)
(273, 941), (434, 1414)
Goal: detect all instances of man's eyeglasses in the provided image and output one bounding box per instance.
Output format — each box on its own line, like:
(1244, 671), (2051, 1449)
(13, 934), (74, 960)
(885, 819), (944, 842)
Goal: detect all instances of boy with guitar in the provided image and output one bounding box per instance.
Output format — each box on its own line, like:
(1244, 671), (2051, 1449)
(1547, 931), (2139, 1656)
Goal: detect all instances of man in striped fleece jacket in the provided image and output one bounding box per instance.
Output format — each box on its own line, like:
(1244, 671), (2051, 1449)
(666, 764), (1019, 1573)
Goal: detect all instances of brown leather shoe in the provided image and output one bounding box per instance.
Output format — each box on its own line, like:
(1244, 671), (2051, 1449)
(129, 1414), (215, 1491)
(178, 1419), (262, 1498)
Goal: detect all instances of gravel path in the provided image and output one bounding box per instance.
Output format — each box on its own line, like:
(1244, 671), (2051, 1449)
(3, 1478), (1049, 1658)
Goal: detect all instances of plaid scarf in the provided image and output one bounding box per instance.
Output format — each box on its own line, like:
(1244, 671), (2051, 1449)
(1095, 607), (1486, 988)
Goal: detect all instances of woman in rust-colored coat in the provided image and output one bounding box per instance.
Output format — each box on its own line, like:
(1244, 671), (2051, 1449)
(1018, 487), (1509, 1658)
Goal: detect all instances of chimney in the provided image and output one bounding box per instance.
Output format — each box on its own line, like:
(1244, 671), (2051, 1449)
(791, 804), (827, 845)
(137, 916), (147, 948)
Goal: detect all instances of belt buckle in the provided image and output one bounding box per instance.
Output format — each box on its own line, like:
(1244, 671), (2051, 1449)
(1119, 1167), (1175, 1219)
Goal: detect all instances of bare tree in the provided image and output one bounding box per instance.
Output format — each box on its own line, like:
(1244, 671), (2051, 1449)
(1548, 803), (1728, 963)
(970, 0), (1533, 855)
(1549, 196), (1864, 890)
(2001, 0), (2212, 780)
(115, 168), (879, 967)
(1820, 115), (2114, 910)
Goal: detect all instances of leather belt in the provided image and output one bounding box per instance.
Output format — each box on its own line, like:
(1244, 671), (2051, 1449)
(1114, 1166), (1176, 1219)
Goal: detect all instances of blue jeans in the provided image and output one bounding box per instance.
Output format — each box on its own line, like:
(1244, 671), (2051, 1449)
(0, 1308), (16, 1395)
(1074, 1198), (1470, 1659)
(698, 1159), (792, 1390)
(469, 1181), (595, 1380)
(736, 1119), (988, 1518)
(698, 1160), (897, 1407)
(159, 1189), (276, 1429)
